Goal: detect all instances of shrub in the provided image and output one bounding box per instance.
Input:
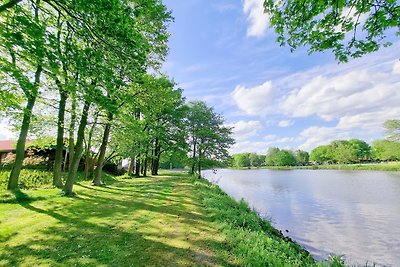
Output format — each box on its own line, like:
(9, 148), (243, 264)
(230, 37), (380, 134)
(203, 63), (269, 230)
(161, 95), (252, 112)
(0, 169), (53, 191)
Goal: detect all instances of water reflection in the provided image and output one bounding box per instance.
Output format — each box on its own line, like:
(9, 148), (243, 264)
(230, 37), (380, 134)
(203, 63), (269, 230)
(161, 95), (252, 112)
(203, 169), (400, 266)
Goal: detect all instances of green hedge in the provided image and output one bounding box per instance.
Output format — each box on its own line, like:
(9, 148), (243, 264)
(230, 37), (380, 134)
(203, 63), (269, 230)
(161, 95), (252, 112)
(0, 169), (53, 191)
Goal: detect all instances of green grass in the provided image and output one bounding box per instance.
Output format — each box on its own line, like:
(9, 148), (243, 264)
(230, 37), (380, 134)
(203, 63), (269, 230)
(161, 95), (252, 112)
(0, 170), (344, 266)
(261, 162), (400, 171)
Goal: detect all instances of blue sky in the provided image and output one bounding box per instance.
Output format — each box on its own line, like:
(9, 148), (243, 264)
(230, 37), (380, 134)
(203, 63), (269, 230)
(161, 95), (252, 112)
(162, 0), (400, 154)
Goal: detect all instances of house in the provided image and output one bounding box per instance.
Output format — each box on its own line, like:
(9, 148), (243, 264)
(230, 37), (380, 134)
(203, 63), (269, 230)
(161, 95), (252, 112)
(0, 140), (16, 164)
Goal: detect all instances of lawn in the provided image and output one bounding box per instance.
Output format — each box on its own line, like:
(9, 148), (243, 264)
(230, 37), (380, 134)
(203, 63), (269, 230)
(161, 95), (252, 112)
(0, 171), (337, 267)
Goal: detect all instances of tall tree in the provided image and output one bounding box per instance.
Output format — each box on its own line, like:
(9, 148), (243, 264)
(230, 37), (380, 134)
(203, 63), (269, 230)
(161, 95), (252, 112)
(186, 101), (234, 178)
(264, 0), (400, 62)
(1, 1), (45, 190)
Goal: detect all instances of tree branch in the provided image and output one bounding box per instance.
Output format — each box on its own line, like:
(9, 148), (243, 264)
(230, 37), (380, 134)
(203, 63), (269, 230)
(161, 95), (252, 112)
(0, 0), (23, 13)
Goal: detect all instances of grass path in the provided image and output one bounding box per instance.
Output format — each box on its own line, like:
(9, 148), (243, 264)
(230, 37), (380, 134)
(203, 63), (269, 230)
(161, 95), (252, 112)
(0, 172), (236, 267)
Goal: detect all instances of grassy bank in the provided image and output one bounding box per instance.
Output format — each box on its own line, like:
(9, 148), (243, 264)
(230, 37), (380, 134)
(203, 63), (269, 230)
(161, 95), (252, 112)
(259, 162), (400, 171)
(0, 170), (342, 266)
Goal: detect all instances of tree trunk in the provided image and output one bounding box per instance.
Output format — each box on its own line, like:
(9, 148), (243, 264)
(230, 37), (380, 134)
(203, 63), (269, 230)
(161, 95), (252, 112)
(197, 141), (203, 178)
(84, 111), (99, 180)
(151, 141), (161, 175)
(63, 100), (90, 196)
(8, 97), (36, 190)
(7, 65), (42, 190)
(154, 151), (161, 175)
(135, 154), (141, 177)
(198, 157), (201, 178)
(128, 157), (135, 176)
(68, 94), (77, 171)
(93, 112), (113, 186)
(191, 140), (197, 174)
(53, 85), (67, 188)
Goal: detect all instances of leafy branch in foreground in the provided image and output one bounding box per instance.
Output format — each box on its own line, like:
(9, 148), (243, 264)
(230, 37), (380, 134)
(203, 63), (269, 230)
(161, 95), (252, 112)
(264, 0), (400, 62)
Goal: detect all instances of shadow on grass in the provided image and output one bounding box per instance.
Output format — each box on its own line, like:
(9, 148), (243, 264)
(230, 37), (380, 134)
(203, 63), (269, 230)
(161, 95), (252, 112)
(0, 189), (47, 204)
(0, 175), (236, 267)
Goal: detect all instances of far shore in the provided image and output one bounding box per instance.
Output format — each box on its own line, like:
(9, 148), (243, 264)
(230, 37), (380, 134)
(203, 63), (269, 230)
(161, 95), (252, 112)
(229, 161), (400, 172)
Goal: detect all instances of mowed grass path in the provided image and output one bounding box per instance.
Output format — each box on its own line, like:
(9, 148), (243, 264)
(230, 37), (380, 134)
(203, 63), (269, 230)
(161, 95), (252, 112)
(0, 172), (236, 267)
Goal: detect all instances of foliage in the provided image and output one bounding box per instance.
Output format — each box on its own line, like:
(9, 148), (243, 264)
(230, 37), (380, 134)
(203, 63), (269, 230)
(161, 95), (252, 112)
(232, 153), (266, 168)
(265, 162), (400, 171)
(293, 150), (309, 165)
(0, 169), (116, 191)
(371, 139), (400, 161)
(159, 149), (188, 169)
(264, 0), (400, 62)
(310, 139), (371, 164)
(0, 169), (52, 190)
(0, 0), (176, 192)
(186, 101), (234, 176)
(310, 145), (332, 163)
(26, 136), (57, 151)
(265, 148), (296, 166)
(232, 153), (251, 168)
(384, 119), (400, 141)
(250, 153), (265, 167)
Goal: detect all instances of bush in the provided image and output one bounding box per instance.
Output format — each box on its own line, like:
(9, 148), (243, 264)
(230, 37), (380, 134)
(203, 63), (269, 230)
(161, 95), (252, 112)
(103, 162), (125, 175)
(0, 169), (53, 191)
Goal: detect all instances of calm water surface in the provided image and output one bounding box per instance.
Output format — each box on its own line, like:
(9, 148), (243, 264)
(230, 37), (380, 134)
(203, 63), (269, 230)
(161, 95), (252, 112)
(202, 169), (400, 266)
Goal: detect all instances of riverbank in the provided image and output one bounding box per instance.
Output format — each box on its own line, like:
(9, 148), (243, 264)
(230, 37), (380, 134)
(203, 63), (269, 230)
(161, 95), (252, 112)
(257, 161), (400, 171)
(0, 170), (342, 266)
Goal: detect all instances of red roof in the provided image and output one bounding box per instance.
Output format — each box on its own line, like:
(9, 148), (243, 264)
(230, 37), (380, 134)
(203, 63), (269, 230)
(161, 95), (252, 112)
(0, 140), (16, 152)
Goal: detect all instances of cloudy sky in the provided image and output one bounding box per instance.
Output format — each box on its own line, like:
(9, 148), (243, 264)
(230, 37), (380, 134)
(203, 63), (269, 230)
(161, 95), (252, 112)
(1, 0), (399, 155)
(162, 0), (400, 154)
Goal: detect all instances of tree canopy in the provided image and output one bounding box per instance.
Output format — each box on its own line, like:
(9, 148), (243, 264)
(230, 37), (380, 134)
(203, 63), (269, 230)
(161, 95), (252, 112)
(0, 0), (234, 195)
(264, 0), (400, 62)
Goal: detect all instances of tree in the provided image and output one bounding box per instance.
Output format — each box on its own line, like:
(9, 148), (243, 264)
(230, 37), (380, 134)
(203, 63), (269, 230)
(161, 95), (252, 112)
(264, 0), (400, 62)
(1, 1), (45, 190)
(265, 147), (280, 166)
(333, 142), (357, 164)
(384, 119), (400, 141)
(265, 148), (296, 166)
(348, 139), (371, 160)
(294, 150), (309, 165)
(310, 145), (332, 163)
(371, 139), (400, 161)
(249, 153), (264, 167)
(186, 101), (234, 178)
(233, 153), (251, 168)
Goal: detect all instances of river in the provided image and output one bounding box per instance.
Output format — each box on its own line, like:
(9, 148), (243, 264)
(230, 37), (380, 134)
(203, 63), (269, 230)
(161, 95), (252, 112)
(202, 169), (400, 266)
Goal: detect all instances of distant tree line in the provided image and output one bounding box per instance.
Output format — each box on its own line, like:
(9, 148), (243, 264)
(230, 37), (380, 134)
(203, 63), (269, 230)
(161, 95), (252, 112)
(231, 120), (400, 167)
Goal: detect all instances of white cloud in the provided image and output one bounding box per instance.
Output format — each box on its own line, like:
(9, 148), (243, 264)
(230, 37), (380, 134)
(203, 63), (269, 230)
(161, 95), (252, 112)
(243, 0), (269, 37)
(278, 120), (293, 127)
(231, 81), (276, 115)
(393, 60), (400, 74)
(280, 69), (400, 121)
(230, 135), (295, 154)
(227, 120), (263, 140)
(229, 140), (269, 154)
(297, 127), (354, 151)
